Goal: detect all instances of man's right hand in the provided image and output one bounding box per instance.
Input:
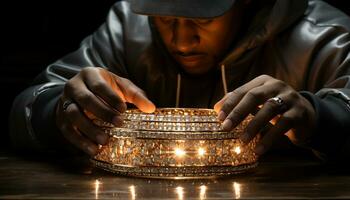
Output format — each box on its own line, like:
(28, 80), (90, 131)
(56, 67), (155, 156)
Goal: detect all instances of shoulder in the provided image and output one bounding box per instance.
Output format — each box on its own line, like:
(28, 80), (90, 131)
(106, 1), (153, 70)
(275, 0), (350, 56)
(304, 0), (350, 31)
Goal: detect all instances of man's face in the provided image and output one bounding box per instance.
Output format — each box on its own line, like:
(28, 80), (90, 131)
(153, 3), (246, 75)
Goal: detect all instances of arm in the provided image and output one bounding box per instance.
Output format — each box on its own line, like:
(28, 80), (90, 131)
(214, 23), (350, 162)
(300, 29), (350, 162)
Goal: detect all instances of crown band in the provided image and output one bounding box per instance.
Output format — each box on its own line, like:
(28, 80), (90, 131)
(92, 108), (259, 179)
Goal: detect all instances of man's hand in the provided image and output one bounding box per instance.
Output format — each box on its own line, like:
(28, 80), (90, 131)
(56, 67), (155, 156)
(214, 75), (316, 155)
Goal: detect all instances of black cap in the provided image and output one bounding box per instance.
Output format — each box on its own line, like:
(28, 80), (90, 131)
(130, 0), (237, 18)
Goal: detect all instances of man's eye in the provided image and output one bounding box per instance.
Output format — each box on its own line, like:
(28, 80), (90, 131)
(196, 19), (213, 25)
(159, 17), (175, 24)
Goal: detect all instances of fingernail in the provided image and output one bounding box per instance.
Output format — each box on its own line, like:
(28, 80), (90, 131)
(218, 111), (226, 121)
(113, 116), (123, 126)
(117, 103), (127, 113)
(97, 134), (108, 145)
(254, 144), (265, 155)
(144, 103), (156, 113)
(222, 119), (233, 131)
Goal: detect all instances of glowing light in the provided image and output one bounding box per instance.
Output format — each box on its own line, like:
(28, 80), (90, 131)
(199, 185), (207, 200)
(233, 182), (241, 199)
(129, 185), (136, 200)
(174, 148), (186, 157)
(198, 148), (206, 157)
(234, 146), (241, 154)
(94, 179), (101, 199)
(176, 186), (184, 200)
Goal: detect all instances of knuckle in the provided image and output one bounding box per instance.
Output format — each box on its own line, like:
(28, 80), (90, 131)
(75, 93), (92, 107)
(232, 88), (244, 96)
(122, 77), (131, 83)
(259, 74), (271, 80)
(287, 91), (299, 100)
(81, 66), (95, 74)
(273, 80), (287, 89)
(119, 76), (131, 86)
(226, 91), (233, 97)
(89, 80), (105, 91)
(117, 76), (125, 81)
(246, 89), (263, 101)
(64, 81), (75, 94)
(281, 114), (294, 125)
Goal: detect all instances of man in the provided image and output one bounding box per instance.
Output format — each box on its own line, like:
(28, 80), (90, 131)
(9, 0), (350, 162)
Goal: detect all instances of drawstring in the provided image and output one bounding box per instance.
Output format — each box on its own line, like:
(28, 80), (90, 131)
(176, 74), (181, 108)
(175, 65), (227, 107)
(221, 64), (228, 96)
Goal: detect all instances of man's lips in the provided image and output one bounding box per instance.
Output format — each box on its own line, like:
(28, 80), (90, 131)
(174, 54), (206, 65)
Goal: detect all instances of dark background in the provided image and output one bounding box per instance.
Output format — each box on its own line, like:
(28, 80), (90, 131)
(1, 0), (116, 150)
(1, 0), (349, 151)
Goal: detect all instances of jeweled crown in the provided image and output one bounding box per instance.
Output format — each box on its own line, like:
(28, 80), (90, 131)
(92, 108), (259, 179)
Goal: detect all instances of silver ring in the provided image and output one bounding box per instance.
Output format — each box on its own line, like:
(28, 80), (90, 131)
(268, 97), (284, 106)
(62, 99), (74, 111)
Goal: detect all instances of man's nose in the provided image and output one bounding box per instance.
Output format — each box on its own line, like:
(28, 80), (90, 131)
(171, 19), (199, 53)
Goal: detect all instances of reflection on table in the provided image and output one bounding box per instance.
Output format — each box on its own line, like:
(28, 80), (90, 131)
(92, 178), (241, 199)
(1, 150), (350, 199)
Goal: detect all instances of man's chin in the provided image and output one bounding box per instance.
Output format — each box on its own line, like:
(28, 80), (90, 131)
(179, 63), (214, 75)
(182, 67), (210, 75)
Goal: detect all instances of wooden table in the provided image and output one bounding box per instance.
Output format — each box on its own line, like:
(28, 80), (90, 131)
(1, 150), (350, 199)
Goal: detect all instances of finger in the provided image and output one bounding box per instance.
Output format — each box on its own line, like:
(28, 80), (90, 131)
(64, 102), (109, 145)
(214, 94), (229, 113)
(241, 94), (290, 143)
(115, 76), (156, 113)
(254, 110), (295, 155)
(84, 69), (127, 113)
(60, 122), (99, 156)
(215, 75), (269, 121)
(65, 80), (123, 126)
(222, 84), (278, 131)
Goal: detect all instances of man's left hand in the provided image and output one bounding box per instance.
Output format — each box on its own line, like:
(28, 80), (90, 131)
(214, 75), (316, 155)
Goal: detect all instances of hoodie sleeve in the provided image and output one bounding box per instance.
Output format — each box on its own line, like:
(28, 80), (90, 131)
(299, 20), (350, 162)
(300, 90), (350, 162)
(9, 2), (131, 154)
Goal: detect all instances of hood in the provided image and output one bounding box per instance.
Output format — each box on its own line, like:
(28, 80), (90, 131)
(145, 0), (309, 85)
(221, 0), (309, 65)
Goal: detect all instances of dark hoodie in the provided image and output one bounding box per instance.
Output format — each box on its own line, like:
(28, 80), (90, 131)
(9, 0), (350, 162)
